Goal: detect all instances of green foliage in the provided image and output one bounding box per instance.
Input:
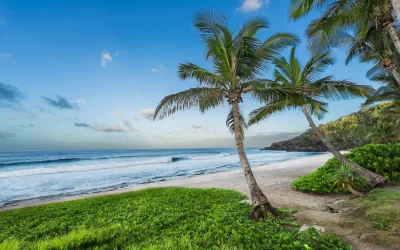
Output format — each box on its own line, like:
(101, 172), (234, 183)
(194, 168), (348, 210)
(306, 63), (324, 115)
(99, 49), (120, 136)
(330, 164), (368, 192)
(292, 144), (400, 193)
(346, 189), (400, 233)
(266, 103), (400, 152)
(0, 187), (351, 249)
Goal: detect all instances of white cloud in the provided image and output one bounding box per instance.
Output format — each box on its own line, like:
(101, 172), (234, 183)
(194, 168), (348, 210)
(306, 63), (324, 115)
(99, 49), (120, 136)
(238, 0), (269, 12)
(0, 54), (12, 59)
(151, 64), (166, 73)
(113, 111), (135, 132)
(100, 50), (113, 67)
(71, 98), (86, 104)
(92, 125), (125, 132)
(140, 108), (155, 120)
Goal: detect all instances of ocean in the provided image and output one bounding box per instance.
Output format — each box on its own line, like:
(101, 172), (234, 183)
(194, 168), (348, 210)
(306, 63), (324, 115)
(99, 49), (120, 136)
(0, 148), (321, 207)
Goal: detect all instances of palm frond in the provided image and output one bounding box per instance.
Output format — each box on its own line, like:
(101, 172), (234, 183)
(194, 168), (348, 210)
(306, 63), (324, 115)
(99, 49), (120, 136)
(248, 93), (328, 125)
(154, 88), (225, 120)
(310, 80), (374, 100)
(179, 63), (227, 88)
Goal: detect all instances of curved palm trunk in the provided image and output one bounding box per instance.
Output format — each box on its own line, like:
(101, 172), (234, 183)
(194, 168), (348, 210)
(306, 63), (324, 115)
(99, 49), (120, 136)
(386, 22), (400, 56)
(301, 105), (388, 187)
(391, 0), (400, 23)
(345, 183), (365, 198)
(388, 65), (400, 86)
(232, 101), (278, 219)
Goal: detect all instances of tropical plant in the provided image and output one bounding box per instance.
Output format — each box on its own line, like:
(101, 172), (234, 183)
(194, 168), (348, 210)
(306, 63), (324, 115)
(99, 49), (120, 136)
(330, 164), (367, 197)
(289, 0), (400, 56)
(337, 24), (400, 85)
(248, 47), (387, 187)
(153, 11), (301, 219)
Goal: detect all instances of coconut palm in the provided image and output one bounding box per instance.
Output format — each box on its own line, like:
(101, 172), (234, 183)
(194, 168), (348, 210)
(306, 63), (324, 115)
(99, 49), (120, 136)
(289, 0), (400, 55)
(337, 24), (400, 86)
(248, 47), (388, 187)
(330, 165), (367, 197)
(153, 11), (301, 219)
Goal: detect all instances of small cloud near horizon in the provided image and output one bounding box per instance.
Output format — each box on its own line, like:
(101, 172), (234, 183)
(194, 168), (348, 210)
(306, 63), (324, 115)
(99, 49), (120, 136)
(237, 0), (269, 12)
(101, 50), (113, 67)
(140, 108), (155, 120)
(0, 132), (15, 140)
(113, 111), (135, 132)
(5, 113), (36, 120)
(92, 125), (125, 133)
(41, 95), (77, 110)
(74, 123), (91, 128)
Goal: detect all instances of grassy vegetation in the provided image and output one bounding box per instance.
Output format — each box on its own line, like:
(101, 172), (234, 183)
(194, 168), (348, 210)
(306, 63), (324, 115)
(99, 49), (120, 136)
(0, 187), (351, 249)
(292, 144), (400, 193)
(347, 189), (400, 232)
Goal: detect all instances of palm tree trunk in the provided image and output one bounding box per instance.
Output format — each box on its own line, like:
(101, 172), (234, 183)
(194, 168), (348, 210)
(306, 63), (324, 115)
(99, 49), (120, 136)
(300, 105), (388, 187)
(345, 184), (365, 198)
(232, 101), (278, 219)
(388, 65), (400, 86)
(386, 22), (400, 56)
(391, 0), (400, 23)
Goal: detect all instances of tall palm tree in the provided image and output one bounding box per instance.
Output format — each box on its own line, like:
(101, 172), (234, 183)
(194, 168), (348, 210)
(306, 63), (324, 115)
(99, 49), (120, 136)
(335, 22), (400, 86)
(248, 47), (388, 187)
(153, 11), (300, 219)
(289, 0), (400, 55)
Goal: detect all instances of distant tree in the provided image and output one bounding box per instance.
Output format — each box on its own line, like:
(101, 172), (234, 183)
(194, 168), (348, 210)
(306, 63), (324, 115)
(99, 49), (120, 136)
(249, 47), (387, 187)
(153, 11), (301, 219)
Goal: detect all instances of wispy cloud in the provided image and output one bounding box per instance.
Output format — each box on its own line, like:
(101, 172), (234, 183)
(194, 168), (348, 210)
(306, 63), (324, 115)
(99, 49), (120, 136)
(74, 123), (91, 128)
(71, 98), (86, 104)
(19, 124), (35, 128)
(0, 132), (14, 140)
(101, 50), (113, 67)
(5, 113), (36, 120)
(92, 125), (125, 133)
(151, 65), (166, 73)
(41, 95), (77, 110)
(0, 82), (24, 109)
(0, 54), (12, 59)
(113, 111), (135, 132)
(237, 0), (269, 12)
(140, 108), (155, 120)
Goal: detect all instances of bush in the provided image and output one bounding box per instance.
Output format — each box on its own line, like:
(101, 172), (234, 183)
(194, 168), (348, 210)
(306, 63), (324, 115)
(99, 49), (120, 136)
(0, 187), (351, 249)
(292, 144), (400, 193)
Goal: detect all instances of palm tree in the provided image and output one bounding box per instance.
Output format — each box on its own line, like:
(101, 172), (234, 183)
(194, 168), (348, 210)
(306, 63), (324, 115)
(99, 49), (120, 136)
(289, 0), (400, 55)
(337, 24), (400, 86)
(153, 11), (300, 219)
(330, 165), (367, 197)
(248, 47), (388, 187)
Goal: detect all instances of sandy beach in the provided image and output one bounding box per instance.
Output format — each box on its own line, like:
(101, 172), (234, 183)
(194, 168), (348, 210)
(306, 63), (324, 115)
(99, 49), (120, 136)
(0, 152), (339, 212)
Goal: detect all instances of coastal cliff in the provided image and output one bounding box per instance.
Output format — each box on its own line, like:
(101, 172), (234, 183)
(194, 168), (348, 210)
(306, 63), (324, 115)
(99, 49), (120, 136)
(262, 103), (394, 152)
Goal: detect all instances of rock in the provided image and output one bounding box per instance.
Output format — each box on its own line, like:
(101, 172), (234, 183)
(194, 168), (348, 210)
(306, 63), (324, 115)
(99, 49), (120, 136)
(359, 233), (376, 242)
(299, 224), (326, 234)
(326, 199), (346, 213)
(239, 200), (251, 205)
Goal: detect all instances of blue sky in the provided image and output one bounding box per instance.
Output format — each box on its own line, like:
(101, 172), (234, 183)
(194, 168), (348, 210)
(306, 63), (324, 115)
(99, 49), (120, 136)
(0, 0), (376, 151)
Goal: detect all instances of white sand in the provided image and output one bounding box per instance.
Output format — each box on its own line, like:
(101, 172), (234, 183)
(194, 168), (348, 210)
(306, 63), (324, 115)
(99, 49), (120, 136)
(0, 152), (344, 212)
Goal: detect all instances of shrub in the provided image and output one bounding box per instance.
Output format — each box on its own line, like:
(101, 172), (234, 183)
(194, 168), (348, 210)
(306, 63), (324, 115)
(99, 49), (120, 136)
(292, 144), (400, 193)
(0, 187), (351, 249)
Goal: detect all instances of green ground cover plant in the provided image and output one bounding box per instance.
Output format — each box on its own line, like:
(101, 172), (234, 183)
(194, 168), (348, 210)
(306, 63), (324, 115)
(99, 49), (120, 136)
(0, 187), (351, 249)
(292, 144), (400, 193)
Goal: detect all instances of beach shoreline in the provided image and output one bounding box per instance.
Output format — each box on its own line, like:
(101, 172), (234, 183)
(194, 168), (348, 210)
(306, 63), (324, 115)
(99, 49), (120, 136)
(0, 152), (335, 212)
